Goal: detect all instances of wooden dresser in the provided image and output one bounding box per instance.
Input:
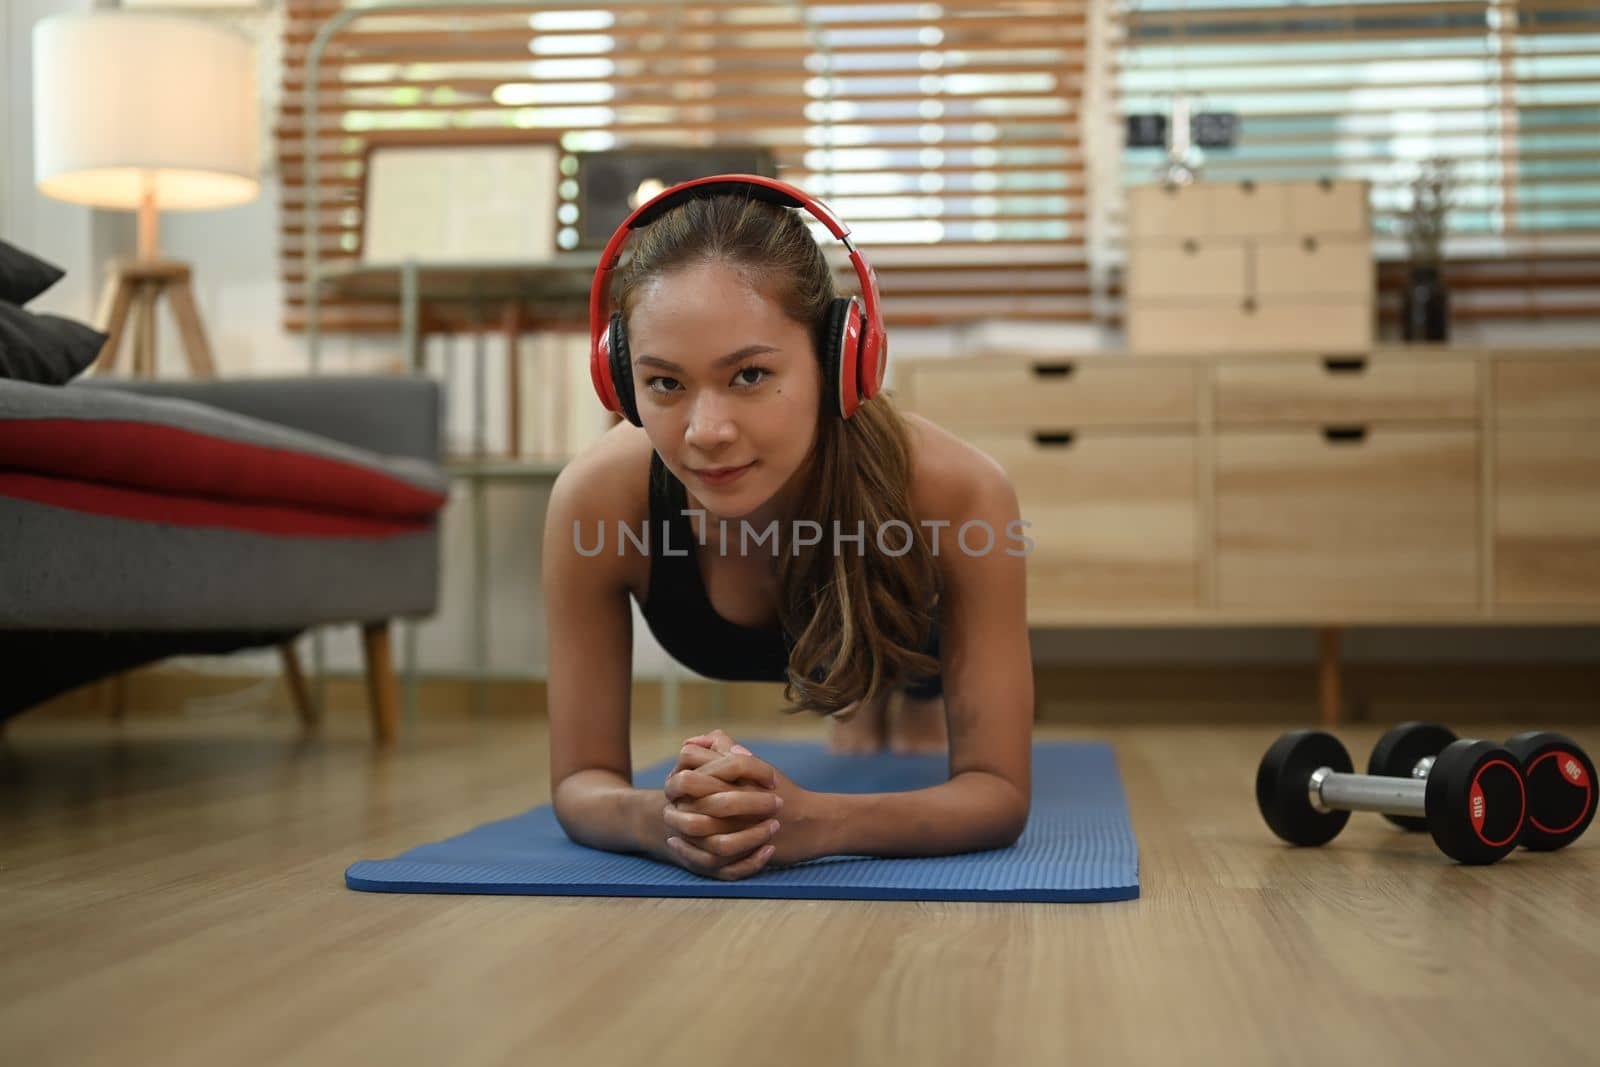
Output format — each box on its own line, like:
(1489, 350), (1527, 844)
(897, 346), (1600, 721)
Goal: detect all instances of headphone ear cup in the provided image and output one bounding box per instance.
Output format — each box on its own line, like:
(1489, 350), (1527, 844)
(608, 312), (642, 427)
(822, 297), (860, 419)
(857, 312), (886, 404)
(591, 318), (621, 416)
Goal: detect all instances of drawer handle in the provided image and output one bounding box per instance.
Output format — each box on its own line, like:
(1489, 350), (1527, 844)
(1033, 431), (1076, 448)
(1032, 362), (1076, 379)
(1323, 426), (1368, 444)
(1322, 356), (1367, 374)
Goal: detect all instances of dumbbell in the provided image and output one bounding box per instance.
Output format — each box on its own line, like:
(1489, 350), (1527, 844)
(1369, 722), (1595, 850)
(1256, 730), (1527, 865)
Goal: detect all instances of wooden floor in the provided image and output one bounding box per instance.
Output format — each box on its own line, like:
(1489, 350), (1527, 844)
(1, 708), (1596, 1067)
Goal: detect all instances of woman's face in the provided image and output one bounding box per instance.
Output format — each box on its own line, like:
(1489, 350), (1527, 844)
(628, 259), (821, 523)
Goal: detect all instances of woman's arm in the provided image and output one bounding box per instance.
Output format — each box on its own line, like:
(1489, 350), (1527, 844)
(812, 463), (1036, 857)
(542, 444), (670, 861)
(552, 769), (673, 861)
(828, 455), (1032, 857)
(812, 771), (1027, 857)
(546, 438), (784, 878)
(713, 456), (1034, 865)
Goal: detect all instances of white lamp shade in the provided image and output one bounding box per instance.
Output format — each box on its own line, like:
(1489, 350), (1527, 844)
(32, 12), (260, 211)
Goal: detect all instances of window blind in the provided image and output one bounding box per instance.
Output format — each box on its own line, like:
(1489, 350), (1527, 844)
(278, 0), (1094, 334)
(1117, 0), (1600, 324)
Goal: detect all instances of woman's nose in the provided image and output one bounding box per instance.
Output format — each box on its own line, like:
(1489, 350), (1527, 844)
(685, 396), (737, 446)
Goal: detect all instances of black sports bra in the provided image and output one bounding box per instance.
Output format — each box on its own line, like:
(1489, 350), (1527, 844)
(635, 451), (793, 682)
(634, 451), (944, 696)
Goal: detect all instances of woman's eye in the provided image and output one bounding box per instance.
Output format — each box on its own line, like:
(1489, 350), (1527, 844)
(645, 368), (766, 395)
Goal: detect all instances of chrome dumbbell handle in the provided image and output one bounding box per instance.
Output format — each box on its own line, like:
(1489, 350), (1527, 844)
(1309, 768), (1428, 818)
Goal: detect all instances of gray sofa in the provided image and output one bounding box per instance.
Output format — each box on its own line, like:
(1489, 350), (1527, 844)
(0, 375), (450, 744)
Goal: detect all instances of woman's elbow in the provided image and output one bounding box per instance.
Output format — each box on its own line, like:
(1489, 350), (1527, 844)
(998, 814), (1029, 848)
(992, 793), (1031, 848)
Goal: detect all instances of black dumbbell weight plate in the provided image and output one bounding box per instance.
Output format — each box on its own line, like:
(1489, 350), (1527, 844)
(1368, 721), (1458, 832)
(1504, 732), (1596, 852)
(1424, 740), (1526, 865)
(1257, 731), (1353, 847)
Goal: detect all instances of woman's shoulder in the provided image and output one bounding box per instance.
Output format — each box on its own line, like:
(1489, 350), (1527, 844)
(545, 420), (657, 598)
(550, 419), (654, 529)
(902, 410), (1015, 523)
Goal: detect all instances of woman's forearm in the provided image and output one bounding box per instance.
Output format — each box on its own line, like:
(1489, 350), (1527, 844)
(552, 769), (671, 862)
(553, 767), (1029, 867)
(814, 771), (1029, 860)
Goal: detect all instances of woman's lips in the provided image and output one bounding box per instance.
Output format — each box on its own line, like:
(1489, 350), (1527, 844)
(692, 461), (756, 486)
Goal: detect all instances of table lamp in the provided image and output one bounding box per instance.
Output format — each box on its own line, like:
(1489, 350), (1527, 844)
(32, 12), (259, 378)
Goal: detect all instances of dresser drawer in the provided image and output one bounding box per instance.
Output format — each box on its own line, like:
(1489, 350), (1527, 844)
(1215, 356), (1478, 424)
(1129, 299), (1372, 355)
(1127, 183), (1209, 240)
(1209, 179), (1290, 238)
(903, 359), (1198, 429)
(965, 429), (1200, 612)
(1495, 427), (1600, 605)
(1128, 239), (1248, 301)
(1493, 357), (1600, 423)
(1254, 236), (1373, 299)
(1127, 180), (1292, 239)
(1284, 178), (1369, 235)
(1216, 427), (1480, 608)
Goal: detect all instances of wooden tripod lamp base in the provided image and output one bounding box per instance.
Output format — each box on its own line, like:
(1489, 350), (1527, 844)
(94, 258), (217, 379)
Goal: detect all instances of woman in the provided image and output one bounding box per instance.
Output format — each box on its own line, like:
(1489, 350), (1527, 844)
(543, 176), (1033, 881)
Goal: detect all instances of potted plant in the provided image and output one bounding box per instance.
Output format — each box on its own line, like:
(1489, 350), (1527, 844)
(1401, 156), (1455, 342)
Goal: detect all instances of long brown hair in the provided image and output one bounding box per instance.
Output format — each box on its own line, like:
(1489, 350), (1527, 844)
(613, 191), (941, 717)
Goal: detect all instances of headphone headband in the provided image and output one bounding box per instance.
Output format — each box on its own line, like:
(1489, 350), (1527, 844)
(588, 174), (884, 390)
(630, 178), (846, 236)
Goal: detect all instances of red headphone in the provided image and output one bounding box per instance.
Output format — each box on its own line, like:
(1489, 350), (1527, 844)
(588, 174), (887, 426)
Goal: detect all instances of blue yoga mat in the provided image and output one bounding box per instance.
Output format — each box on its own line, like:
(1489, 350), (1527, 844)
(345, 740), (1139, 902)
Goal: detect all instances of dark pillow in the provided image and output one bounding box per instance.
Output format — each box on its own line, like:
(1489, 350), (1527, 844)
(0, 301), (107, 385)
(0, 240), (66, 305)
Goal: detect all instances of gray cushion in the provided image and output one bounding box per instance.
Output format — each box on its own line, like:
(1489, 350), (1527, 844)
(0, 495), (440, 630)
(74, 375), (445, 466)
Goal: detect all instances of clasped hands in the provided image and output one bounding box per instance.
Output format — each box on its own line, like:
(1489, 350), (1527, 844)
(660, 729), (811, 881)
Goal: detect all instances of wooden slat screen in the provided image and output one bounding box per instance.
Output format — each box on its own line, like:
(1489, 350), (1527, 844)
(1117, 0), (1600, 324)
(279, 0), (1093, 334)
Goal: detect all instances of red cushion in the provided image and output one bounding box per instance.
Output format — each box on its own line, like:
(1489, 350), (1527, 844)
(0, 472), (434, 539)
(0, 418), (447, 520)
